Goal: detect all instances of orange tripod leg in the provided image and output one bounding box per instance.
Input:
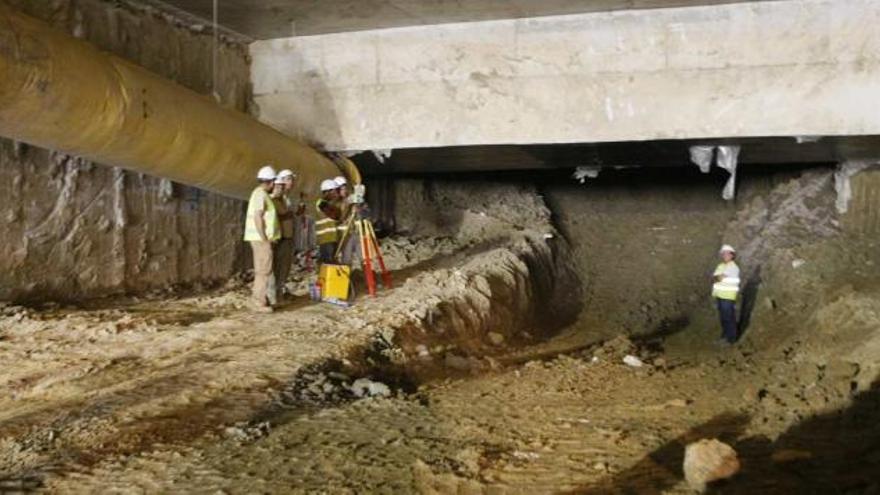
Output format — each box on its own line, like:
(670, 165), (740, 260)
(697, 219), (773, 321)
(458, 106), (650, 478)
(358, 219), (377, 297)
(366, 221), (392, 289)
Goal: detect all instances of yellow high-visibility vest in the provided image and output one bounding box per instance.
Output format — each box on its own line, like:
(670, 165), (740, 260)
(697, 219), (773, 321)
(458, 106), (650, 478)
(712, 261), (740, 301)
(315, 199), (339, 245)
(243, 186), (280, 242)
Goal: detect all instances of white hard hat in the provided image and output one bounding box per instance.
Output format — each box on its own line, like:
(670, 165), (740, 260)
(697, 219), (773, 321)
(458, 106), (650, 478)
(320, 179), (338, 192)
(333, 176), (348, 187)
(275, 169), (296, 183)
(719, 244), (736, 254)
(257, 165), (277, 181)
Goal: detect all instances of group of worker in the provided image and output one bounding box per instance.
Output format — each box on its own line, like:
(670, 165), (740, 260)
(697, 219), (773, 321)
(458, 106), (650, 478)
(315, 176), (358, 265)
(243, 165), (354, 313)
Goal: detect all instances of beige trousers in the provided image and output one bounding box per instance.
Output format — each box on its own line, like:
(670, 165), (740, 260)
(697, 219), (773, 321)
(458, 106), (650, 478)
(250, 240), (273, 307)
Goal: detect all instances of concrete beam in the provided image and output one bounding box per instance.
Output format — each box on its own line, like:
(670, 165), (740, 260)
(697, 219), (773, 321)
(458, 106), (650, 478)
(160, 0), (763, 39)
(251, 0), (880, 152)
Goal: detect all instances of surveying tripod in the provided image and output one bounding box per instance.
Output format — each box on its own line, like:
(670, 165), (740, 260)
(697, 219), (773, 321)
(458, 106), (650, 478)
(334, 206), (392, 297)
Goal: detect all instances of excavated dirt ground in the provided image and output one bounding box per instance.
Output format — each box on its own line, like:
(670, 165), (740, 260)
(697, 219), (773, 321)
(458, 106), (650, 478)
(1, 169), (879, 494)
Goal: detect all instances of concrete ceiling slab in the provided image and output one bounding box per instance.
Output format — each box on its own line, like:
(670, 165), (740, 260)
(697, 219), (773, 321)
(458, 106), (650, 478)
(152, 0), (763, 39)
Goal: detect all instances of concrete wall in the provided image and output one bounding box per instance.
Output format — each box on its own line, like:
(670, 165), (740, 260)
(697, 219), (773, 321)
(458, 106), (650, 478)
(0, 1), (249, 301)
(251, 0), (880, 152)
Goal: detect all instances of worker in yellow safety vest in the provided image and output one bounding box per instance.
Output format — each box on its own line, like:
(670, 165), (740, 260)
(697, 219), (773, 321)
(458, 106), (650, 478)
(268, 169), (297, 305)
(712, 244), (741, 345)
(315, 179), (342, 264)
(333, 175), (356, 264)
(244, 165), (281, 313)
(334, 175), (351, 210)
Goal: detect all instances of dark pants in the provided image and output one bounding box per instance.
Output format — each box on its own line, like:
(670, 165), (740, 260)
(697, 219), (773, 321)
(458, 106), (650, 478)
(716, 298), (738, 343)
(269, 238), (294, 304)
(318, 242), (338, 264)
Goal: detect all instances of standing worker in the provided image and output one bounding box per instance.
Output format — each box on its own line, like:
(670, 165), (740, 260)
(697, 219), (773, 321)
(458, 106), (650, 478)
(244, 165), (281, 313)
(334, 176), (350, 201)
(293, 190), (315, 268)
(712, 245), (741, 345)
(333, 176), (357, 265)
(315, 179), (342, 264)
(333, 175), (352, 243)
(268, 169), (297, 304)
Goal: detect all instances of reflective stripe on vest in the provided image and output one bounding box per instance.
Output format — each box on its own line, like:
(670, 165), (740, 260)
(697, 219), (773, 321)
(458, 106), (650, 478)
(712, 261), (740, 301)
(315, 199), (339, 245)
(244, 187), (280, 242)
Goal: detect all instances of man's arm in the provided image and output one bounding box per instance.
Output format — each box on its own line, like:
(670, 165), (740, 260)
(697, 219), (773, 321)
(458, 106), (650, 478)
(319, 202), (341, 221)
(257, 194), (273, 242)
(254, 209), (269, 242)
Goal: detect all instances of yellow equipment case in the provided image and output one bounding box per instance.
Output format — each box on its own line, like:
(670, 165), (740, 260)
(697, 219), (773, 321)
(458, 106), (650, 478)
(319, 264), (351, 301)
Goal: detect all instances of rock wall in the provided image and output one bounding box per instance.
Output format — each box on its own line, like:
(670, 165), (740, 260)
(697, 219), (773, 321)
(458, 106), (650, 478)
(385, 178), (583, 330)
(544, 170), (735, 336)
(351, 178), (584, 380)
(542, 163), (880, 387)
(843, 166), (880, 236)
(0, 1), (250, 301)
(390, 178), (554, 241)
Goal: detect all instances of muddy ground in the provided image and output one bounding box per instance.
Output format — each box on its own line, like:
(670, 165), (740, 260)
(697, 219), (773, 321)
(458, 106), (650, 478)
(1, 169), (879, 493)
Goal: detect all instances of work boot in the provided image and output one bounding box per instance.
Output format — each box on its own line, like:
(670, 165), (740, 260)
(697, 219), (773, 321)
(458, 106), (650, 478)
(253, 304), (274, 314)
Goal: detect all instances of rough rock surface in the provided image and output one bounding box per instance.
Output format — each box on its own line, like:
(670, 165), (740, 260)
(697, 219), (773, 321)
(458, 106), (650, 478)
(0, 0), (250, 301)
(683, 439), (741, 491)
(544, 169), (734, 337)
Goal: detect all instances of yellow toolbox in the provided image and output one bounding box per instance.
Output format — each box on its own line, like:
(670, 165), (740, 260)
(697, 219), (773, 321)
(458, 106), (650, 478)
(319, 264), (351, 301)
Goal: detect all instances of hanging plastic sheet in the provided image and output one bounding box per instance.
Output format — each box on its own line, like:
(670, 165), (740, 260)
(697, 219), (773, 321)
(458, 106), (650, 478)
(716, 145), (740, 201)
(572, 166), (602, 184)
(689, 146), (714, 174)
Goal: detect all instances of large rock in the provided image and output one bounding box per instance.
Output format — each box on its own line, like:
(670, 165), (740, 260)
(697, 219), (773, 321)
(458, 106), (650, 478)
(683, 439), (741, 491)
(349, 378), (391, 398)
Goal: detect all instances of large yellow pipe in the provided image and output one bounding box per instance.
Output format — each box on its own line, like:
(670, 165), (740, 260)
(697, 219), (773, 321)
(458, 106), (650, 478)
(0, 4), (343, 200)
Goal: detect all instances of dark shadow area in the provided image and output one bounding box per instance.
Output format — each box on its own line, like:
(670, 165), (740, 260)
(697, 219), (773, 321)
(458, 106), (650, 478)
(647, 315), (693, 341)
(364, 176), (396, 234)
(575, 379), (880, 494)
(352, 136), (862, 177)
(568, 412), (752, 494)
(361, 156), (831, 187)
(736, 265), (762, 341)
(722, 379), (880, 494)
